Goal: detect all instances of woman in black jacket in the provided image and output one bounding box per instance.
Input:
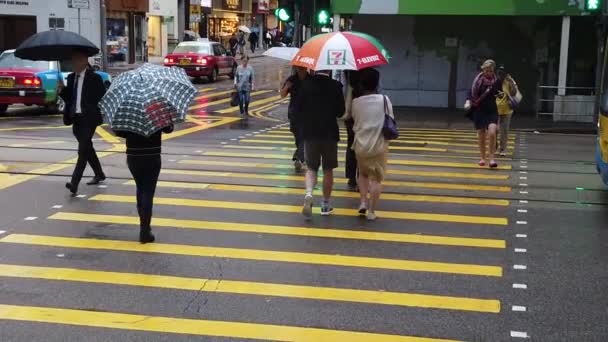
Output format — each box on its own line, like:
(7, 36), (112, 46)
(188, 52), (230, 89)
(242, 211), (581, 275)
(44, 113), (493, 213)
(116, 125), (173, 243)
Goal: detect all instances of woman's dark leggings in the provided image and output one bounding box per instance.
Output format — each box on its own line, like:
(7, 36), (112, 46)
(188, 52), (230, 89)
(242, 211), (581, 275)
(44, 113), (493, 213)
(127, 155), (161, 231)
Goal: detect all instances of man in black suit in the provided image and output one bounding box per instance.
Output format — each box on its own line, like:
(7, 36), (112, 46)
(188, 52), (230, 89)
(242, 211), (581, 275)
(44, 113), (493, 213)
(59, 50), (107, 195)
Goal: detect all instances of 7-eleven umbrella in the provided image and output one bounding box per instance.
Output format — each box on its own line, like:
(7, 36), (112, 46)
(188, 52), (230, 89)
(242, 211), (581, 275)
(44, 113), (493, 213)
(291, 31), (389, 71)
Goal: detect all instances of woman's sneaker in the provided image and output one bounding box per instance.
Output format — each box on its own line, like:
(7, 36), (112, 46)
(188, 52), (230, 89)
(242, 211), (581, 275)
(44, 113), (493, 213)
(366, 212), (377, 221)
(358, 203), (367, 216)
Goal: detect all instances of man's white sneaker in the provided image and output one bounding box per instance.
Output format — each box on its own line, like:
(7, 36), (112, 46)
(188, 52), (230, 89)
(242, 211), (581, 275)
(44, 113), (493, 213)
(302, 194), (313, 219)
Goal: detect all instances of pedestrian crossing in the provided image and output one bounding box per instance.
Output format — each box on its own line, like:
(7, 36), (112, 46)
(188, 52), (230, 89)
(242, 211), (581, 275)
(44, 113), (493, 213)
(0, 91), (521, 341)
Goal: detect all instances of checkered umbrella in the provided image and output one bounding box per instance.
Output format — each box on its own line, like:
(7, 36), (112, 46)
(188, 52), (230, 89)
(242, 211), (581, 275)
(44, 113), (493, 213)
(100, 63), (196, 137)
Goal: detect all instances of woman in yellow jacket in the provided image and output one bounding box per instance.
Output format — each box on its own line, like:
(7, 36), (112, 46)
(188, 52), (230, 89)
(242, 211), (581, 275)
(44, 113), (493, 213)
(496, 65), (519, 157)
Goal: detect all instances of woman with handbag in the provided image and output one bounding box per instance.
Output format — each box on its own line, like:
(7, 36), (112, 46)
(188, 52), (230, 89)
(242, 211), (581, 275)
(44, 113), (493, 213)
(496, 65), (521, 157)
(351, 68), (394, 221)
(466, 59), (502, 168)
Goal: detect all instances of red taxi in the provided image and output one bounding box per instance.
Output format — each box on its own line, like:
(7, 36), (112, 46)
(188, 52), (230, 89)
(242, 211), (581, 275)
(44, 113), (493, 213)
(164, 41), (237, 83)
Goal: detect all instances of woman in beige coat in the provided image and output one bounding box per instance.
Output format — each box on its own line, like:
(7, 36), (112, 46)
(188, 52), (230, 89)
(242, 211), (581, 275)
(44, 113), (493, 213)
(351, 68), (393, 221)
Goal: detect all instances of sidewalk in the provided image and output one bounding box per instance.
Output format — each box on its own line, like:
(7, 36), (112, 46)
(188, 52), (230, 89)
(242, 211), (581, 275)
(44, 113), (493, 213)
(394, 107), (597, 134)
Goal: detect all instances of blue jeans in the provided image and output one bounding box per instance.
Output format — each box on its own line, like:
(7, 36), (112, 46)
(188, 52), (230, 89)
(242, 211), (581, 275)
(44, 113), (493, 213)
(238, 90), (250, 115)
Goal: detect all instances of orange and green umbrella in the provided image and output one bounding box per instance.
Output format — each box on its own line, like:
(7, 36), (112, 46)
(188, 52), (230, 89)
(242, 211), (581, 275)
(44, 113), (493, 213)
(291, 31), (389, 71)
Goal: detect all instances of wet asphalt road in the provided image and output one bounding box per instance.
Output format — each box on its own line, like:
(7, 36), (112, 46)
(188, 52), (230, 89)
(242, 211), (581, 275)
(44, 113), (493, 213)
(0, 57), (608, 341)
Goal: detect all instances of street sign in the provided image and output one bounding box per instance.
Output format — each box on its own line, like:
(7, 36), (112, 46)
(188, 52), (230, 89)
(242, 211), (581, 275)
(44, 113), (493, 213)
(68, 0), (89, 9)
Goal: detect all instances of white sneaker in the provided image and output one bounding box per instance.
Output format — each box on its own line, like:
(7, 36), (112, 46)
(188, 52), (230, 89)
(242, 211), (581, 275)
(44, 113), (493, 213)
(366, 212), (377, 221)
(302, 194), (313, 219)
(358, 203), (367, 216)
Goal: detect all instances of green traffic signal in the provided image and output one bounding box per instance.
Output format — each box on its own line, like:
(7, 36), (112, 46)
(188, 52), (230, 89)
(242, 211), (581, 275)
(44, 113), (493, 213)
(275, 8), (291, 22)
(586, 0), (601, 11)
(317, 9), (330, 25)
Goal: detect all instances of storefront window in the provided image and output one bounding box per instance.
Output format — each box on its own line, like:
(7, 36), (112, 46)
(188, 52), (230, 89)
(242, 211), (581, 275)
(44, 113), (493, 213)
(107, 18), (128, 62)
(147, 16), (161, 57)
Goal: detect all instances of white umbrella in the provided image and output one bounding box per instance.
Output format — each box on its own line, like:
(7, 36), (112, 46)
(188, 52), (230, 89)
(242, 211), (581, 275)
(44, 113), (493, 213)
(238, 26), (251, 34)
(263, 47), (300, 61)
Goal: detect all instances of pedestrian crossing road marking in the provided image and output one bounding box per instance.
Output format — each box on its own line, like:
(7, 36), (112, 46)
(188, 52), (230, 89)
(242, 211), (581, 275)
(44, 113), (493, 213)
(202, 151), (513, 170)
(189, 90), (273, 110)
(0, 304), (463, 341)
(160, 168), (512, 192)
(90, 194), (508, 225)
(254, 134), (515, 150)
(50, 212), (506, 248)
(179, 159), (510, 180)
(0, 234), (503, 276)
(145, 178), (510, 206)
(241, 139), (448, 152)
(193, 89), (235, 100)
(0, 264), (501, 313)
(265, 130), (516, 143)
(276, 126), (517, 138)
(215, 95), (283, 114)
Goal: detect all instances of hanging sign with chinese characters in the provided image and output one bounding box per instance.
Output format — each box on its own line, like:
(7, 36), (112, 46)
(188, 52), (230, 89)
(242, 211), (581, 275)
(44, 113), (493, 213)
(222, 0), (242, 11)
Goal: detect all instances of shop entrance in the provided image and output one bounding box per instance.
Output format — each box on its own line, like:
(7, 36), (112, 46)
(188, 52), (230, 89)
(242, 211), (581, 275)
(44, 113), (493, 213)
(0, 15), (36, 53)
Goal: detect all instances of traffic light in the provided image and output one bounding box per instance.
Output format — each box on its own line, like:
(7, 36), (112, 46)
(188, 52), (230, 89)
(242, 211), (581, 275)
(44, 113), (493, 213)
(317, 9), (330, 25)
(586, 0), (601, 11)
(277, 0), (293, 22)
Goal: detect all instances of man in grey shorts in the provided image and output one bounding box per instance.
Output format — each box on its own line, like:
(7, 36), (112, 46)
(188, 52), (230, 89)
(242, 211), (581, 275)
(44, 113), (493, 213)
(295, 70), (345, 218)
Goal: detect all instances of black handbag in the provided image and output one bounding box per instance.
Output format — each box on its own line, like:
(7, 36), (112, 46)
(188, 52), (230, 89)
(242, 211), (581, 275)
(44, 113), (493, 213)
(382, 95), (399, 140)
(230, 91), (240, 107)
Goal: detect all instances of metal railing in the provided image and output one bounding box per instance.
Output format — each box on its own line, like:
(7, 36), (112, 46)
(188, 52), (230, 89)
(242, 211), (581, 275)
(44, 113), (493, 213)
(536, 85), (597, 122)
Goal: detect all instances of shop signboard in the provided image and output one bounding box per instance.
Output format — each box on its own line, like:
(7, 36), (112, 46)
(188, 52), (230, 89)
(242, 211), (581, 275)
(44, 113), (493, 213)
(68, 0), (89, 9)
(222, 0), (242, 12)
(256, 0), (269, 13)
(332, 0), (591, 16)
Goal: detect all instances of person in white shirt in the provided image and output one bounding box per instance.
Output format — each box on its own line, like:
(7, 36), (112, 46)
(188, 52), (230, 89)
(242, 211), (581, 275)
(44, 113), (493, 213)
(351, 68), (393, 220)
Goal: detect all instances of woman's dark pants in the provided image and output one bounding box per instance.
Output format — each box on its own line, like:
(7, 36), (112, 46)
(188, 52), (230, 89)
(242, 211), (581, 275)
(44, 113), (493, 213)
(345, 119), (357, 185)
(127, 155), (161, 232)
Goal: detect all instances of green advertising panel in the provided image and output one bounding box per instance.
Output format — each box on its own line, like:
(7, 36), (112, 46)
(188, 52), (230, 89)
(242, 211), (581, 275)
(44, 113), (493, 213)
(332, 0), (592, 16)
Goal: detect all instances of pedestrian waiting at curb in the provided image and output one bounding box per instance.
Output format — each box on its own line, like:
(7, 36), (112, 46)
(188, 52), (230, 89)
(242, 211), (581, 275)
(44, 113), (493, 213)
(465, 59), (502, 168)
(115, 125), (174, 244)
(280, 66), (309, 172)
(234, 55), (254, 118)
(351, 68), (393, 221)
(297, 70), (346, 219)
(496, 64), (521, 157)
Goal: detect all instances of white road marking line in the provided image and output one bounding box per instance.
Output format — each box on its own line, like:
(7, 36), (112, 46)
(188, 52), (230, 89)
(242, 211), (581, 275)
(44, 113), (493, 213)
(510, 331), (529, 338)
(98, 185), (108, 189)
(76, 194), (87, 198)
(513, 283), (528, 289)
(51, 205), (63, 209)
(515, 248), (527, 253)
(0, 230), (6, 235)
(519, 171), (528, 174)
(519, 200), (528, 204)
(56, 253), (65, 258)
(519, 183), (528, 187)
(24, 217), (37, 221)
(516, 234), (527, 238)
(516, 221), (528, 225)
(517, 209), (528, 213)
(230, 138), (237, 141)
(519, 176), (527, 180)
(521, 165), (528, 169)
(168, 159), (176, 162)
(514, 264), (527, 270)
(245, 134), (252, 136)
(221, 142), (228, 145)
(195, 150), (202, 153)
(521, 159), (528, 162)
(519, 191), (528, 194)
(512, 306), (527, 312)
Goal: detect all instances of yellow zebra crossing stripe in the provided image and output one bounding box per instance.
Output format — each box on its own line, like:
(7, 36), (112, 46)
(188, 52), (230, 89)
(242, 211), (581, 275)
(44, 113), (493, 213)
(0, 264), (500, 313)
(50, 212), (506, 248)
(201, 151), (513, 170)
(216, 94), (282, 114)
(178, 159), (509, 180)
(160, 168), (512, 192)
(0, 304), (462, 341)
(90, 194), (508, 225)
(132, 179), (510, 206)
(241, 139), (448, 152)
(189, 90), (273, 110)
(0, 234), (503, 276)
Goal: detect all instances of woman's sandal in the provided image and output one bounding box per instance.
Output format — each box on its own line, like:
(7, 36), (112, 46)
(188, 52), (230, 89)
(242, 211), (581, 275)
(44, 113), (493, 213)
(489, 160), (498, 168)
(478, 159), (486, 167)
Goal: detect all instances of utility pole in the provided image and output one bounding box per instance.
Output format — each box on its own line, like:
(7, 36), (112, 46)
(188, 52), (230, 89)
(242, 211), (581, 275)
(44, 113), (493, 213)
(100, 0), (107, 71)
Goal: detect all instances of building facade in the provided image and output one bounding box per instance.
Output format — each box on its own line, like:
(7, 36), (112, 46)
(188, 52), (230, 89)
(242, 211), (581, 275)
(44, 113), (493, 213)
(106, 0), (148, 64)
(0, 0), (101, 53)
(331, 0), (598, 115)
(147, 0), (178, 61)
(207, 0), (252, 46)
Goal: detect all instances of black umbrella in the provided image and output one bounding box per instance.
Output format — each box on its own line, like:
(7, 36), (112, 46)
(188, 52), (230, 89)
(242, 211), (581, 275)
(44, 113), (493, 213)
(15, 30), (99, 61)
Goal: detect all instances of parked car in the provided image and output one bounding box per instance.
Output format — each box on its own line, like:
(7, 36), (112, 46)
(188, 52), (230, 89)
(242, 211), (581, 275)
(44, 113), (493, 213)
(0, 50), (111, 115)
(164, 41), (237, 83)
